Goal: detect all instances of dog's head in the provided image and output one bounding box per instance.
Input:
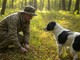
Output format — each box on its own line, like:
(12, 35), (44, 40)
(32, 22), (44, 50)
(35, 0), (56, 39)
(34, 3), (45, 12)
(44, 22), (56, 31)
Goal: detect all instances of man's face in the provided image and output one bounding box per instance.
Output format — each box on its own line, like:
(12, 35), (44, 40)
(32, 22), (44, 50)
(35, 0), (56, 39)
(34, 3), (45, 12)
(23, 14), (34, 21)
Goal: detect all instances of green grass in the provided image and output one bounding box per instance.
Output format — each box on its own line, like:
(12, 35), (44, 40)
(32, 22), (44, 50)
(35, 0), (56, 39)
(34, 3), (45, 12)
(0, 9), (80, 60)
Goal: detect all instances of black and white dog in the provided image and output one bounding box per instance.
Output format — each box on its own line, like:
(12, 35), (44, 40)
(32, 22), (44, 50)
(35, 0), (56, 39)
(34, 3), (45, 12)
(44, 22), (80, 60)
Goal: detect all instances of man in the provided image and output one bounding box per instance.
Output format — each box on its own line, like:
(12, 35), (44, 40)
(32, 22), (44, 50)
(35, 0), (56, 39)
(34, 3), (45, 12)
(0, 5), (37, 53)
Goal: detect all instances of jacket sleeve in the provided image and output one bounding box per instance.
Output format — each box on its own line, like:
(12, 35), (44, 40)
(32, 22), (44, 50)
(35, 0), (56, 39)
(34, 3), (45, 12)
(22, 22), (30, 44)
(7, 17), (22, 48)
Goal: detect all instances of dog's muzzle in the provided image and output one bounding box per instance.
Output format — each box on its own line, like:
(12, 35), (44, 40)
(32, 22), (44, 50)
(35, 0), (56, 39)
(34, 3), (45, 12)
(43, 28), (47, 31)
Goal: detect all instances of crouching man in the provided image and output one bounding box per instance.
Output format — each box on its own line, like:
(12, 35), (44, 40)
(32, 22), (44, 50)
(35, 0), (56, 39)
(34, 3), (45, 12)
(0, 5), (37, 53)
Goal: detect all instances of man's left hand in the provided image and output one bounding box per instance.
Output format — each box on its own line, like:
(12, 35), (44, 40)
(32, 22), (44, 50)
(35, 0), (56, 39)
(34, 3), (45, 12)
(24, 44), (31, 50)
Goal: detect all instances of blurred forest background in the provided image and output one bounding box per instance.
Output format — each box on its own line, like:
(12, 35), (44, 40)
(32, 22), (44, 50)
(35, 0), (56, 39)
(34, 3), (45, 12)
(0, 0), (80, 15)
(0, 0), (80, 60)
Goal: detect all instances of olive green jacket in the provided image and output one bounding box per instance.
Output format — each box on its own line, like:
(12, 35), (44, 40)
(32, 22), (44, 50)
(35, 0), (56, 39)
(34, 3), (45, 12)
(0, 12), (30, 48)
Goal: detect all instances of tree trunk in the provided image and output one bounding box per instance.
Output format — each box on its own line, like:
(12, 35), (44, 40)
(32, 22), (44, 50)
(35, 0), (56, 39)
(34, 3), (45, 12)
(54, 0), (57, 8)
(48, 0), (50, 10)
(25, 0), (27, 6)
(12, 0), (14, 8)
(20, 0), (23, 8)
(39, 0), (44, 10)
(1, 0), (7, 15)
(59, 0), (61, 9)
(39, 0), (42, 10)
(42, 0), (44, 10)
(74, 0), (79, 14)
(34, 0), (37, 9)
(68, 0), (72, 11)
(61, 0), (66, 10)
(51, 0), (54, 9)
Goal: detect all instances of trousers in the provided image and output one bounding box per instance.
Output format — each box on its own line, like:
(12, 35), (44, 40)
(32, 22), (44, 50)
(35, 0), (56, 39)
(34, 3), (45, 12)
(0, 31), (27, 49)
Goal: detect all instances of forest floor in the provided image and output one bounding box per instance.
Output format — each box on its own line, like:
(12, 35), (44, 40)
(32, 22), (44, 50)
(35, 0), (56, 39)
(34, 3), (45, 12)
(0, 9), (80, 60)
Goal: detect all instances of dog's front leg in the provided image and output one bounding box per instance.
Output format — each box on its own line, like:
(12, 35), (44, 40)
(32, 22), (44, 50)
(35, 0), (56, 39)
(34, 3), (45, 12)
(58, 44), (62, 56)
(71, 49), (78, 60)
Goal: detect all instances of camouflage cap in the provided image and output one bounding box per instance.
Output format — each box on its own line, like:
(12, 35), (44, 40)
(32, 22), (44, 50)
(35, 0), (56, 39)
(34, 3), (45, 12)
(21, 5), (37, 16)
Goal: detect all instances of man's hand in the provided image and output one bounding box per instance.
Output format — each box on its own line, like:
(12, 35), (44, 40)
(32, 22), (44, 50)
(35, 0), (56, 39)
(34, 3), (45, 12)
(24, 44), (31, 50)
(19, 46), (28, 53)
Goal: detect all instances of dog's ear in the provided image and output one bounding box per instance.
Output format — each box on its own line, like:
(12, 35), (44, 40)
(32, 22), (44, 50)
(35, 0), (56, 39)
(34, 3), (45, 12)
(46, 22), (56, 31)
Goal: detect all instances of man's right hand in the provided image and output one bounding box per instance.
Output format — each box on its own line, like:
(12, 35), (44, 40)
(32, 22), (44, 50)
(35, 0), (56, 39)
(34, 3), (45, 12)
(19, 46), (28, 53)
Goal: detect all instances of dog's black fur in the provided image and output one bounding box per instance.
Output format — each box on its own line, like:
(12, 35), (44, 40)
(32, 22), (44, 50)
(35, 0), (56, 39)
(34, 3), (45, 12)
(58, 31), (70, 44)
(73, 35), (80, 51)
